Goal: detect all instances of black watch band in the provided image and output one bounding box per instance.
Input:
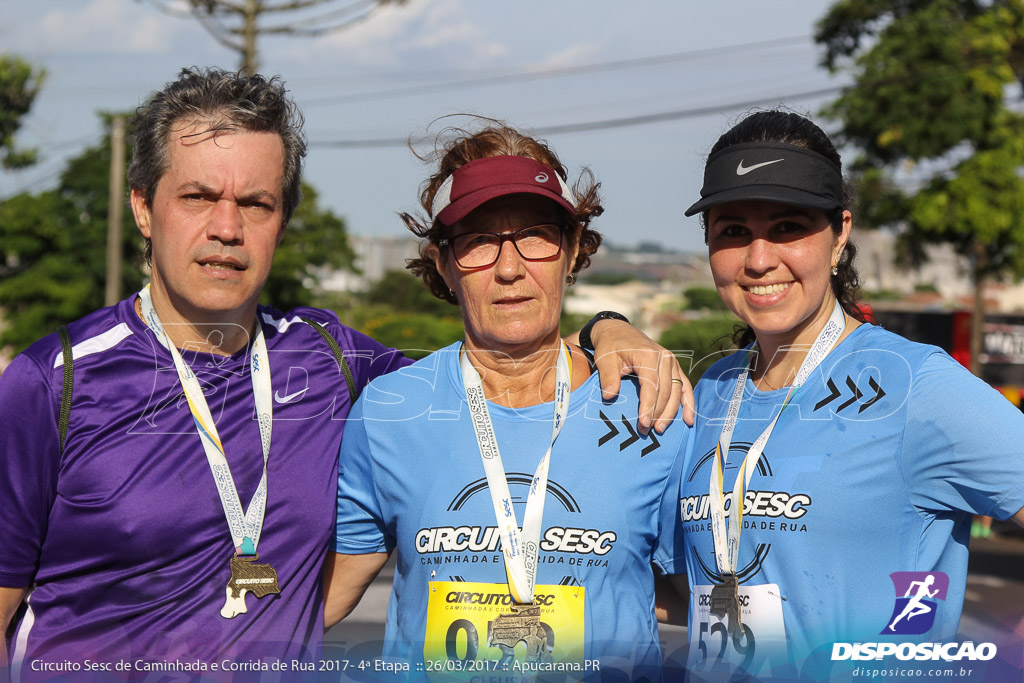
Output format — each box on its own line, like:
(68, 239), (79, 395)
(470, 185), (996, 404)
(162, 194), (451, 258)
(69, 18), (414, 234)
(578, 311), (630, 356)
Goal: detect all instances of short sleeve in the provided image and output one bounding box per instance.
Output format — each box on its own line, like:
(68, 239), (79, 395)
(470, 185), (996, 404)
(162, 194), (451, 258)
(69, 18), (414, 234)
(334, 396), (393, 554)
(0, 352), (61, 586)
(902, 352), (1024, 520)
(652, 426), (690, 576)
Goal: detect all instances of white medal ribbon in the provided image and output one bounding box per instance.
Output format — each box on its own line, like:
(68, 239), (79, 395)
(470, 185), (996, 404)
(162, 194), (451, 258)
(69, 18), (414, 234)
(138, 285), (273, 555)
(460, 343), (572, 604)
(709, 300), (846, 574)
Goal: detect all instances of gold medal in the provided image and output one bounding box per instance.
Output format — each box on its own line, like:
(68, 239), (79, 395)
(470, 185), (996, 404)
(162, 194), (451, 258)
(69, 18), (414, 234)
(220, 554), (280, 619)
(489, 603), (552, 664)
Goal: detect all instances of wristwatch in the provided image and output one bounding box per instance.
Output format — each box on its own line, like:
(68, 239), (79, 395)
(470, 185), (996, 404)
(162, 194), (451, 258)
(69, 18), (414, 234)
(578, 311), (630, 357)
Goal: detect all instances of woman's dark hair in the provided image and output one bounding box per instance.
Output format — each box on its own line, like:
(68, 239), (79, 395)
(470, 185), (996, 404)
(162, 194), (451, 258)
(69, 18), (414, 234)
(402, 124), (603, 304)
(703, 110), (865, 346)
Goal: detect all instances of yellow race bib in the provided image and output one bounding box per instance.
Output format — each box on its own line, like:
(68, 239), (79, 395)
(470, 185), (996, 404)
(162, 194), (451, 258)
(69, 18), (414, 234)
(424, 581), (586, 670)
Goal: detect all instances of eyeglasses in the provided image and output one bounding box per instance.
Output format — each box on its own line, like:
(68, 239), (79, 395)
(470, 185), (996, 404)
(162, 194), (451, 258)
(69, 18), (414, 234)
(440, 223), (565, 269)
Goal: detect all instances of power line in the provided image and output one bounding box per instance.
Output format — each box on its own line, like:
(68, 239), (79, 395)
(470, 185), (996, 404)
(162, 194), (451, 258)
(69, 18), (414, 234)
(302, 34), (812, 107)
(308, 84), (844, 149)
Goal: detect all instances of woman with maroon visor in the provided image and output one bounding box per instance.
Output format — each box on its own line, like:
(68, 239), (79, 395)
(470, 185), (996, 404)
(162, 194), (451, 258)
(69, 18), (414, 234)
(324, 125), (690, 679)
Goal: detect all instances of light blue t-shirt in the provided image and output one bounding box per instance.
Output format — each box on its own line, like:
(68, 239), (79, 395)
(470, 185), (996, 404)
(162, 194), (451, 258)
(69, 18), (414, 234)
(683, 324), (1024, 678)
(335, 343), (688, 679)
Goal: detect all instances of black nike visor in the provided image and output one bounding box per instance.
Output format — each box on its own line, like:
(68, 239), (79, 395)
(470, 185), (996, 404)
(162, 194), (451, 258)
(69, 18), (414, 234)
(685, 141), (843, 217)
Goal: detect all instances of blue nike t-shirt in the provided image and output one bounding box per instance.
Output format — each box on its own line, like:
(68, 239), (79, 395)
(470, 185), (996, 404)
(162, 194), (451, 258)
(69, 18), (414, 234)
(335, 343), (689, 679)
(682, 324), (1024, 679)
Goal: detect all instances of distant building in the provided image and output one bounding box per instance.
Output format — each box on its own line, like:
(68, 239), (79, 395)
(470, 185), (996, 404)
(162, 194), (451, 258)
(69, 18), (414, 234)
(318, 235), (421, 293)
(855, 230), (971, 300)
(584, 245), (715, 287)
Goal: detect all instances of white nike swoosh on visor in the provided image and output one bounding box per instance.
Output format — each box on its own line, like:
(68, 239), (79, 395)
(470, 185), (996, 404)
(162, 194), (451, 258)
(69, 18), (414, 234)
(274, 387), (309, 403)
(736, 158), (784, 175)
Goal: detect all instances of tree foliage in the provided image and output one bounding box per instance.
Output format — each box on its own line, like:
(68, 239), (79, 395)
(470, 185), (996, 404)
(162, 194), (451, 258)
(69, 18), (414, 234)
(364, 269), (459, 318)
(659, 316), (739, 383)
(816, 0), (1024, 252)
(819, 1), (1023, 163)
(0, 54), (45, 169)
(0, 115), (357, 354)
(816, 0), (1024, 370)
(340, 270), (463, 358)
(348, 305), (464, 359)
(262, 181), (358, 310)
(683, 286), (729, 312)
(0, 115), (145, 352)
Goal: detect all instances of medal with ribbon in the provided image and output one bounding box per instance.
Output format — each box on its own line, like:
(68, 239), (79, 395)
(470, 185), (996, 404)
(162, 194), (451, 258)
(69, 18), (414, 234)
(459, 343), (572, 663)
(138, 286), (280, 618)
(708, 300), (846, 638)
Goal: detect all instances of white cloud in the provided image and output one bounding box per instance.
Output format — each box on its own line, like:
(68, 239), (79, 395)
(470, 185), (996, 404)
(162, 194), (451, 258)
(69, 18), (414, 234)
(535, 42), (604, 70)
(33, 0), (183, 54)
(284, 0), (507, 67)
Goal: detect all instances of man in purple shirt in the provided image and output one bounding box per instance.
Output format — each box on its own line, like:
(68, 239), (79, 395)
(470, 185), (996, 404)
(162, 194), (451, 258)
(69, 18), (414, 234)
(0, 67), (415, 680)
(0, 67), (689, 680)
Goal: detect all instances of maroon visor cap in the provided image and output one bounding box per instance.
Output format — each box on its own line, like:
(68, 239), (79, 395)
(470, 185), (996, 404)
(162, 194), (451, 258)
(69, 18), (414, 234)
(430, 155), (577, 226)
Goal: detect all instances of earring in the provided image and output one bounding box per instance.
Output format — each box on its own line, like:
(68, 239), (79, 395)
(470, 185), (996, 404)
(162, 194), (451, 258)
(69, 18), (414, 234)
(565, 273), (576, 286)
(831, 265), (838, 276)
(448, 287), (456, 298)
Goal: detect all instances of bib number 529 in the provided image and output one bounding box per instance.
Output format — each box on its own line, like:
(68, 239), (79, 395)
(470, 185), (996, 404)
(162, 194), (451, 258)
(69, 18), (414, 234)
(694, 620), (755, 670)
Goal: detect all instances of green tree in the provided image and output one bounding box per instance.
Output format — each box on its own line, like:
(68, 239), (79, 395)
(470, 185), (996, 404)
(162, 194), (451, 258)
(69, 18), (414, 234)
(0, 116), (144, 352)
(364, 269), (458, 318)
(0, 116), (357, 353)
(349, 306), (464, 359)
(659, 316), (739, 383)
(579, 272), (639, 286)
(683, 286), (728, 312)
(351, 269), (462, 358)
(262, 181), (357, 310)
(816, 0), (1024, 373)
(0, 54), (45, 169)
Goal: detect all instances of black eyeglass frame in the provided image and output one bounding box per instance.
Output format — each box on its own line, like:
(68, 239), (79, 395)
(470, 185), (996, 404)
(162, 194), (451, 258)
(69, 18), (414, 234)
(439, 222), (570, 269)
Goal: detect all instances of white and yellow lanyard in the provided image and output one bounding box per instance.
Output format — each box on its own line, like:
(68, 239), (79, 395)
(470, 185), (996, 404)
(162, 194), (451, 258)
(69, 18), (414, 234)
(460, 343), (572, 604)
(139, 285), (272, 557)
(709, 301), (846, 576)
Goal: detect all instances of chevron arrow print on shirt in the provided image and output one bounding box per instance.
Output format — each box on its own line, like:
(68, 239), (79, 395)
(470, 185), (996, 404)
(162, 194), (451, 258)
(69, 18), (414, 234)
(813, 375), (886, 414)
(597, 411), (661, 456)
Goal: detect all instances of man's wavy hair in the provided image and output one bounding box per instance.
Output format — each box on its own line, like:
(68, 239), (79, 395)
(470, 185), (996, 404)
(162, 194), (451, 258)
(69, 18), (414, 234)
(128, 66), (306, 261)
(402, 123), (603, 305)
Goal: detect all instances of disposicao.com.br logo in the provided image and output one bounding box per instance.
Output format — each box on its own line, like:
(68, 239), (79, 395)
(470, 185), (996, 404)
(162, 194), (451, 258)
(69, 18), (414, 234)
(884, 571), (949, 635)
(832, 571), (997, 663)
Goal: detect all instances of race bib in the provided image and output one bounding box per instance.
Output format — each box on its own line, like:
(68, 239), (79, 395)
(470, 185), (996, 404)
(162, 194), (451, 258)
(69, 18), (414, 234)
(424, 581), (586, 669)
(689, 583), (788, 676)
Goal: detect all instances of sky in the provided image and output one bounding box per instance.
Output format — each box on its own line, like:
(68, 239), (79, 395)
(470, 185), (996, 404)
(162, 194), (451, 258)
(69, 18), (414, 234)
(1, 0), (848, 254)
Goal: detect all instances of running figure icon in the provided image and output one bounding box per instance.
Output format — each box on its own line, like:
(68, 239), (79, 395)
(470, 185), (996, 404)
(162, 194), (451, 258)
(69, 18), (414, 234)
(887, 574), (939, 632)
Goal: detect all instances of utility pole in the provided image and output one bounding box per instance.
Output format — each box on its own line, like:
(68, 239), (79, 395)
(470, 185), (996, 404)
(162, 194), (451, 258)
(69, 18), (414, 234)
(148, 1), (405, 76)
(969, 241), (987, 377)
(105, 115), (126, 307)
(242, 0), (259, 75)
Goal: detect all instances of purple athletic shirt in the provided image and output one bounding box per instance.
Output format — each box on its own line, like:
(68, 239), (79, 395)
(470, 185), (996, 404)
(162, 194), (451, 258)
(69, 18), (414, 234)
(0, 295), (408, 680)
